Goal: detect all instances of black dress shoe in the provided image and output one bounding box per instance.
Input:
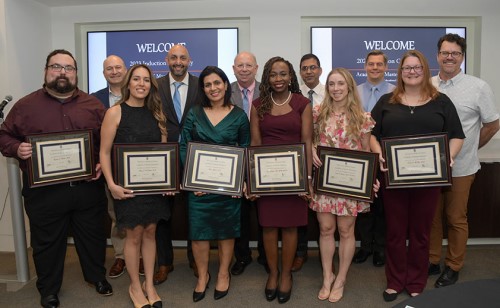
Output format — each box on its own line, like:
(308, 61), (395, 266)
(94, 279), (113, 296)
(372, 251), (385, 267)
(428, 263), (441, 275)
(382, 290), (399, 302)
(230, 260), (251, 275)
(353, 249), (372, 264)
(265, 288), (277, 301)
(41, 294), (59, 308)
(150, 300), (162, 308)
(277, 275), (293, 304)
(214, 274), (231, 300)
(435, 266), (459, 288)
(193, 273), (210, 302)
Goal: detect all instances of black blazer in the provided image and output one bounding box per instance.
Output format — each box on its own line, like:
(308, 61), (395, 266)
(157, 74), (202, 142)
(91, 87), (110, 108)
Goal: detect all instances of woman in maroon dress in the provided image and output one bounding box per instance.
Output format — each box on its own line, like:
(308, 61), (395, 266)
(250, 56), (313, 303)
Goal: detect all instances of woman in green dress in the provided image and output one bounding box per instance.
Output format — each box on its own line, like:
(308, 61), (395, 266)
(179, 66), (250, 302)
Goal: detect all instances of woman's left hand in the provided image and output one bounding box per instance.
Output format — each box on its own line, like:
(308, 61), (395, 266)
(194, 191), (207, 197)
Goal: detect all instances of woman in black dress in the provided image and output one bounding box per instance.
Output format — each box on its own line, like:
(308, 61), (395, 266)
(100, 64), (169, 308)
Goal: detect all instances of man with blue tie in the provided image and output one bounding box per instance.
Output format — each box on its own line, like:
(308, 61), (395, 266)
(154, 44), (202, 285)
(354, 50), (395, 267)
(229, 51), (268, 275)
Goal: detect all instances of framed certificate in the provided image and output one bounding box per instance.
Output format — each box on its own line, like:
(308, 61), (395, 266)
(182, 142), (246, 196)
(246, 143), (307, 196)
(314, 146), (379, 202)
(381, 133), (451, 189)
(26, 129), (95, 187)
(113, 143), (180, 195)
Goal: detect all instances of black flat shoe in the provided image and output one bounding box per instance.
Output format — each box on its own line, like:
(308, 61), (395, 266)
(150, 300), (162, 308)
(265, 288), (277, 301)
(41, 294), (59, 308)
(382, 290), (399, 302)
(230, 260), (251, 276)
(353, 249), (372, 264)
(193, 273), (210, 302)
(277, 274), (293, 304)
(214, 274), (231, 300)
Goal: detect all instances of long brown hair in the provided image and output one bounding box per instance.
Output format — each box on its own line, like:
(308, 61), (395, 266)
(257, 56), (301, 118)
(118, 64), (167, 138)
(390, 50), (438, 104)
(315, 68), (365, 144)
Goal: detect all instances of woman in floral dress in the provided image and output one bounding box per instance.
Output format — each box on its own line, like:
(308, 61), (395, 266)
(310, 68), (374, 303)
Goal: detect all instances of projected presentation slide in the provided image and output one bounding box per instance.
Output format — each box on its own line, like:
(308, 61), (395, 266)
(87, 28), (238, 93)
(311, 27), (466, 86)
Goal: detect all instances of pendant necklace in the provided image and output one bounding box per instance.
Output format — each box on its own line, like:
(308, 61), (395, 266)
(408, 105), (416, 114)
(271, 91), (292, 106)
(404, 94), (418, 114)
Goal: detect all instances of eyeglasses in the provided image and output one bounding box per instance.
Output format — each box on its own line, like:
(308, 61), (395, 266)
(439, 51), (463, 58)
(300, 65), (319, 72)
(47, 64), (77, 73)
(235, 64), (255, 70)
(401, 65), (423, 73)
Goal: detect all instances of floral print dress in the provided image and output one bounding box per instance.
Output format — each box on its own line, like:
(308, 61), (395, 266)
(310, 106), (375, 216)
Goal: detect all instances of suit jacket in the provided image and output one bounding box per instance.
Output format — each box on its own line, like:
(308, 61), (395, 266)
(91, 87), (111, 108)
(157, 73), (202, 142)
(230, 81), (261, 113)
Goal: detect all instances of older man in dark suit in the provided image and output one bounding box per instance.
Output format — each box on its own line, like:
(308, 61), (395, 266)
(229, 51), (268, 275)
(154, 44), (202, 285)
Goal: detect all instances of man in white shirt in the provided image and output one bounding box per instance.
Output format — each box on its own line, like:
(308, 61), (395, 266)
(292, 53), (325, 272)
(429, 33), (499, 288)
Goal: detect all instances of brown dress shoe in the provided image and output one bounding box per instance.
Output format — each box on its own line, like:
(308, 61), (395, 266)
(139, 258), (145, 276)
(108, 258), (126, 278)
(291, 255), (308, 272)
(153, 265), (174, 285)
(190, 261), (199, 278)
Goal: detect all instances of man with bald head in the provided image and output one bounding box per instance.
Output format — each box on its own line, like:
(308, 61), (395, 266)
(92, 55), (126, 108)
(91, 55), (132, 279)
(154, 44), (202, 284)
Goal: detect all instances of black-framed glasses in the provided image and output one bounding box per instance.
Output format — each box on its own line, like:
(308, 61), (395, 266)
(401, 65), (424, 73)
(300, 65), (319, 72)
(438, 51), (463, 58)
(47, 64), (77, 73)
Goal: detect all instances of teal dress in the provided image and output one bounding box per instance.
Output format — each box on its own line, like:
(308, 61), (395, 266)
(180, 105), (250, 240)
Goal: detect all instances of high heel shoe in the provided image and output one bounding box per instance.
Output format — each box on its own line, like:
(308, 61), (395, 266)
(129, 285), (151, 308)
(265, 271), (279, 301)
(214, 273), (231, 300)
(277, 274), (293, 304)
(142, 281), (162, 307)
(192, 272), (210, 302)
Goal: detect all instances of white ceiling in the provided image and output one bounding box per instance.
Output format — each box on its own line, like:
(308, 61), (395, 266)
(32, 0), (178, 7)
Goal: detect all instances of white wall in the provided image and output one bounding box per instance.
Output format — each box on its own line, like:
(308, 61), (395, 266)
(1, 0), (500, 251)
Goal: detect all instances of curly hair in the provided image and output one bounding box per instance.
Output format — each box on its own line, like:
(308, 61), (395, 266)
(390, 50), (438, 104)
(314, 68), (365, 144)
(118, 64), (167, 138)
(257, 56), (301, 118)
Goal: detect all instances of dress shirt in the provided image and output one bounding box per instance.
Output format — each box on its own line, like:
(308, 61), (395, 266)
(0, 87), (106, 171)
(357, 80), (396, 112)
(237, 80), (257, 115)
(108, 89), (121, 107)
(169, 73), (190, 114)
(300, 83), (325, 107)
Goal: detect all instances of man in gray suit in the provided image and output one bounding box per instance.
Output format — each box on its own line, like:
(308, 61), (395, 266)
(229, 51), (268, 275)
(154, 44), (202, 285)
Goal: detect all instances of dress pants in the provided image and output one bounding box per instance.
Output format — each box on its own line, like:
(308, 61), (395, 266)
(22, 177), (107, 297)
(105, 186), (125, 259)
(383, 186), (440, 294)
(234, 198), (265, 263)
(429, 174), (475, 271)
(155, 192), (193, 266)
(355, 191), (386, 253)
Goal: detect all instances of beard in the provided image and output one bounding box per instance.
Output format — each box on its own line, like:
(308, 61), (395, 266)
(45, 75), (77, 94)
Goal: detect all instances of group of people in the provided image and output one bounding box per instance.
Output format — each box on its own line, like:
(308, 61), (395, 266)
(0, 33), (498, 308)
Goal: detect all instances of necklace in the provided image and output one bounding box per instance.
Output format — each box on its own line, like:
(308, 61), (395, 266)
(271, 91), (292, 106)
(408, 105), (416, 114)
(404, 94), (419, 114)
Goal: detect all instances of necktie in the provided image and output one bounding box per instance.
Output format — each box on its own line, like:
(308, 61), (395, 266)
(242, 88), (249, 116)
(366, 86), (378, 112)
(173, 82), (183, 122)
(308, 89), (314, 104)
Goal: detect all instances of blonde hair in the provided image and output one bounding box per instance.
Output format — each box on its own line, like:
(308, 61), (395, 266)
(314, 68), (365, 144)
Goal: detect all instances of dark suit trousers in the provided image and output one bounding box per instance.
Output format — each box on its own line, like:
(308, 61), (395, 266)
(234, 198), (265, 262)
(155, 193), (193, 266)
(23, 179), (107, 297)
